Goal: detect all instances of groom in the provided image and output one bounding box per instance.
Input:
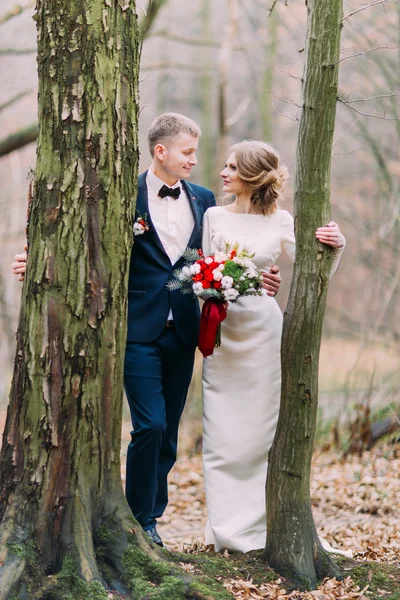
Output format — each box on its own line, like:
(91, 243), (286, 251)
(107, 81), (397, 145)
(12, 112), (281, 547)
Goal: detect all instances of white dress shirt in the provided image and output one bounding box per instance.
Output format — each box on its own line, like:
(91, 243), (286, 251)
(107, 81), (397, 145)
(146, 167), (195, 320)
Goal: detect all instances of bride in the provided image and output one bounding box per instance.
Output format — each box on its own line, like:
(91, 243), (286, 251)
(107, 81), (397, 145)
(201, 140), (345, 553)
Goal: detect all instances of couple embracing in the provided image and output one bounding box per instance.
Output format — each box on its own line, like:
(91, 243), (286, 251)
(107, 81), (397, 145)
(13, 112), (345, 552)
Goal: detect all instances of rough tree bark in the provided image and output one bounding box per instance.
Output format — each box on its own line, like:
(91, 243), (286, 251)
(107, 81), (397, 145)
(264, 0), (344, 589)
(0, 2), (216, 599)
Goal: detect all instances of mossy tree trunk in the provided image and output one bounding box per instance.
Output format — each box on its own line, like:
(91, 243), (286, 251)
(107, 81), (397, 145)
(264, 0), (344, 589)
(0, 2), (215, 599)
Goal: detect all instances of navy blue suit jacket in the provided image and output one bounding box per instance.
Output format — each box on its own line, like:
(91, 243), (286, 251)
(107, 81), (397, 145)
(127, 171), (216, 347)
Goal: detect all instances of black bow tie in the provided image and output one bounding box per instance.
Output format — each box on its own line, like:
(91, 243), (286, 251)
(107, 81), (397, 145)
(158, 184), (181, 200)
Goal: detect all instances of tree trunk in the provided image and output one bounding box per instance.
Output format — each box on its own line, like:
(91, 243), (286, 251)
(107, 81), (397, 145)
(264, 0), (344, 589)
(260, 10), (278, 142)
(0, 2), (214, 599)
(199, 0), (214, 191)
(215, 0), (239, 192)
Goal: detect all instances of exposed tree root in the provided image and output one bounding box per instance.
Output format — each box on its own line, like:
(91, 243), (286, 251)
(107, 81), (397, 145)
(0, 503), (226, 600)
(264, 533), (343, 590)
(0, 555), (26, 600)
(0, 508), (31, 600)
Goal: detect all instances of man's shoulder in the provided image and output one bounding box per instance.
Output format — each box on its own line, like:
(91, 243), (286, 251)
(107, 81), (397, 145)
(185, 181), (214, 200)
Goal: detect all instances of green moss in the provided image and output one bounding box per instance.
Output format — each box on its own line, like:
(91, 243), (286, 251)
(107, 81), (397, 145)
(8, 540), (36, 564)
(40, 553), (109, 600)
(336, 559), (400, 600)
(122, 544), (232, 599)
(190, 580), (232, 600)
(186, 549), (278, 587)
(122, 544), (173, 583)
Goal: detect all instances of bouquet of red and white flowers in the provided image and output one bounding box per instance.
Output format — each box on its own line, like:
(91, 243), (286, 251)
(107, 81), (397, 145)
(167, 240), (264, 356)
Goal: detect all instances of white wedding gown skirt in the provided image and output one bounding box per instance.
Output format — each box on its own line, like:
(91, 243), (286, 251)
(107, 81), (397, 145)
(202, 292), (282, 553)
(200, 207), (346, 554)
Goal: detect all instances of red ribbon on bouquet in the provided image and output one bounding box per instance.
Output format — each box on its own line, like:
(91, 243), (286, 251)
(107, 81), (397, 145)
(198, 298), (228, 358)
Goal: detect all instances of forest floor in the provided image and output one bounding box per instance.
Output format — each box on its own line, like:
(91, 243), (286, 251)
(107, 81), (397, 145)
(121, 422), (400, 600)
(0, 412), (399, 599)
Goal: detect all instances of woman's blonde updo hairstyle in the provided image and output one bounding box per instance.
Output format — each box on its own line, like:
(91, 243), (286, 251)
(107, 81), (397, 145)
(231, 140), (289, 215)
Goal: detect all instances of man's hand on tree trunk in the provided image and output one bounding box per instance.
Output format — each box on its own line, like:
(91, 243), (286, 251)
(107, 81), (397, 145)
(262, 265), (281, 297)
(12, 245), (27, 282)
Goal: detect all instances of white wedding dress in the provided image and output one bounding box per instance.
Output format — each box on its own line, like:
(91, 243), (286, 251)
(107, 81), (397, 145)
(201, 206), (345, 553)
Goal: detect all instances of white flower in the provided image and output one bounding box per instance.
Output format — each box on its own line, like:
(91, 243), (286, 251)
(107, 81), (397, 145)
(193, 282), (204, 295)
(179, 266), (192, 280)
(212, 269), (223, 281)
(223, 288), (239, 301)
(190, 263), (201, 275)
(133, 222), (145, 236)
(221, 276), (234, 289)
(214, 251), (228, 263)
(205, 256), (213, 265)
(244, 268), (258, 279)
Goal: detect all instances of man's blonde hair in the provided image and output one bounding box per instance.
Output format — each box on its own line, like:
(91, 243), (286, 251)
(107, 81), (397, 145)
(148, 113), (201, 156)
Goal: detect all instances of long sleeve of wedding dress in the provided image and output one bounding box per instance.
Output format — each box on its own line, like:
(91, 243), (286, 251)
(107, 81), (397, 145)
(201, 206), (347, 554)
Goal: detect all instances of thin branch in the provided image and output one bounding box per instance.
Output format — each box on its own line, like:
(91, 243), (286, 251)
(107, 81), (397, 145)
(0, 1), (34, 26)
(333, 117), (360, 146)
(335, 44), (400, 65)
(249, 53), (302, 80)
(256, 83), (302, 108)
(0, 122), (39, 157)
(148, 30), (222, 48)
(271, 101), (298, 122)
(343, 0), (389, 22)
(141, 62), (206, 73)
(342, 91), (400, 103)
(139, 0), (169, 39)
(0, 90), (31, 113)
(337, 97), (400, 120)
(226, 95), (252, 127)
(267, 0), (279, 16)
(0, 47), (36, 55)
(332, 145), (368, 156)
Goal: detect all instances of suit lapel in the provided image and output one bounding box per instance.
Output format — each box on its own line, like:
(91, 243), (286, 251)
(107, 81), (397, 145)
(136, 171), (170, 260)
(182, 180), (202, 249)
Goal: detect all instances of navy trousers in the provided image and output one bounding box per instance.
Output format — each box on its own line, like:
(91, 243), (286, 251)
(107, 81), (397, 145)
(124, 327), (196, 530)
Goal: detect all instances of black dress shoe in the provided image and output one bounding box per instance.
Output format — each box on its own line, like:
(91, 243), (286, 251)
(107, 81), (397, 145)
(145, 526), (163, 547)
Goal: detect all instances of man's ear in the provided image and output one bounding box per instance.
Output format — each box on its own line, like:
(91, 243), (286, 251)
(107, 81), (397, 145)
(154, 143), (167, 162)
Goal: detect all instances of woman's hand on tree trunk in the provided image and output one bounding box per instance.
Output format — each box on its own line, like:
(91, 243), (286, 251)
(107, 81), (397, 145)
(315, 221), (345, 248)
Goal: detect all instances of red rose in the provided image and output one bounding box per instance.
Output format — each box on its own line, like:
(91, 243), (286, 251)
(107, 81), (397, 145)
(203, 281), (211, 289)
(214, 281), (222, 289)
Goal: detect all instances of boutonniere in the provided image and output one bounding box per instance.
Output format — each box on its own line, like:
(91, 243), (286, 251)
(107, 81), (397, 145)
(133, 213), (150, 236)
